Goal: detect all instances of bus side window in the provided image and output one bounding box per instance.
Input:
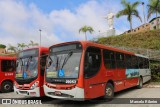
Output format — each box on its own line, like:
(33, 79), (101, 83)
(103, 49), (116, 69)
(116, 52), (125, 69)
(126, 55), (139, 69)
(143, 58), (149, 69)
(84, 47), (101, 78)
(1, 60), (15, 72)
(131, 56), (139, 69)
(138, 57), (144, 69)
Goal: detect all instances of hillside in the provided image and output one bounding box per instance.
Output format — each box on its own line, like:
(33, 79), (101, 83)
(0, 53), (16, 57)
(97, 30), (160, 50)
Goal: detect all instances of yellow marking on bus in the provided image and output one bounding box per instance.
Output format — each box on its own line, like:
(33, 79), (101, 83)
(16, 74), (22, 77)
(47, 71), (57, 77)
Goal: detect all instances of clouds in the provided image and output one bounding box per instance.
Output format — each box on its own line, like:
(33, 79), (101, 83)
(0, 0), (105, 46)
(49, 1), (109, 40)
(0, 0), (147, 47)
(0, 0), (61, 47)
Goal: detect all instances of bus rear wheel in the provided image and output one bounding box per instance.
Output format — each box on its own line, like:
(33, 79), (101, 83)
(137, 77), (143, 89)
(1, 81), (13, 93)
(104, 83), (114, 99)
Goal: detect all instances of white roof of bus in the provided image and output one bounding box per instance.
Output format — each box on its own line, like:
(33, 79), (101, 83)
(135, 54), (149, 59)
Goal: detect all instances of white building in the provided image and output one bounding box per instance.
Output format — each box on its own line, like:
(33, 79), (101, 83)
(149, 17), (160, 30)
(98, 29), (115, 37)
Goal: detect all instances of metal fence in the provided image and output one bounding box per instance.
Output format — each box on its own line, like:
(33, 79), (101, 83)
(105, 45), (160, 61)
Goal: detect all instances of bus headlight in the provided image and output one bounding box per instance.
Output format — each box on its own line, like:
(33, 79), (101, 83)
(30, 81), (39, 90)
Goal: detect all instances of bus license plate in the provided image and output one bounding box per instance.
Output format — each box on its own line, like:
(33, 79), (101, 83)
(55, 91), (61, 96)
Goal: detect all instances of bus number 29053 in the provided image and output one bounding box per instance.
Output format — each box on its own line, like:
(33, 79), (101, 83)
(65, 80), (76, 84)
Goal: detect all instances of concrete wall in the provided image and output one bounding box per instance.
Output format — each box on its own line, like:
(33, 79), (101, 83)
(123, 23), (150, 35)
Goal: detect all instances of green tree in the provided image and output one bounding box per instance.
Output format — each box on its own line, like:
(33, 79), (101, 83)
(147, 0), (160, 29)
(0, 44), (6, 49)
(28, 40), (39, 47)
(7, 45), (17, 53)
(79, 25), (94, 41)
(18, 43), (28, 51)
(116, 0), (142, 30)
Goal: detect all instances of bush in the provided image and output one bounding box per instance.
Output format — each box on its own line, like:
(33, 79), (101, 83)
(0, 44), (6, 49)
(150, 62), (160, 82)
(97, 30), (160, 50)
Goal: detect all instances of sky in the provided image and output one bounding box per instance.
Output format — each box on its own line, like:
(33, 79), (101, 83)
(0, 0), (156, 48)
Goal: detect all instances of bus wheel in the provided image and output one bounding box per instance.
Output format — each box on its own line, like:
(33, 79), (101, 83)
(1, 81), (13, 93)
(137, 77), (143, 89)
(104, 83), (114, 99)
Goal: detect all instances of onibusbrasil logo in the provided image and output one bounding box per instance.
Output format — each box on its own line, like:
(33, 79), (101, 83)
(1, 99), (42, 104)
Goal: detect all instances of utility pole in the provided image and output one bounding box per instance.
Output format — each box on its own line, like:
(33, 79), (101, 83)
(142, 2), (146, 24)
(39, 29), (42, 46)
(98, 30), (100, 38)
(156, 0), (160, 29)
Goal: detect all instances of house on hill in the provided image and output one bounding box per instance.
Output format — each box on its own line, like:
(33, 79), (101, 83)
(123, 23), (150, 34)
(123, 17), (160, 34)
(149, 17), (160, 30)
(0, 48), (6, 54)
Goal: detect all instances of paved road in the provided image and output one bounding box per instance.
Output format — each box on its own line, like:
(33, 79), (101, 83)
(0, 87), (160, 107)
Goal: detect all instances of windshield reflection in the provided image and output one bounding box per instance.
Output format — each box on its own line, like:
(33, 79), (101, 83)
(46, 52), (81, 79)
(16, 57), (38, 79)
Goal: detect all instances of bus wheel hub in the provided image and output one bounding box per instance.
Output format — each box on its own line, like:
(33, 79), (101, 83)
(106, 88), (112, 96)
(4, 84), (10, 90)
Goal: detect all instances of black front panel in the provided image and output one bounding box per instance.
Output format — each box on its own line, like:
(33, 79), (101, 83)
(46, 78), (77, 84)
(15, 77), (37, 85)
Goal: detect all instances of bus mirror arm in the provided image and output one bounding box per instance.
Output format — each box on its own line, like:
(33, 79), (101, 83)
(40, 59), (45, 68)
(40, 56), (48, 76)
(40, 58), (45, 76)
(16, 62), (19, 67)
(40, 69), (45, 76)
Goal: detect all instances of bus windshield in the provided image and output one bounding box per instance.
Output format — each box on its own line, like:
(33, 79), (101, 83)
(46, 43), (82, 79)
(16, 49), (39, 79)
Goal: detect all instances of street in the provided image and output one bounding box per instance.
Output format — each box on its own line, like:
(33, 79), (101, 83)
(0, 87), (160, 107)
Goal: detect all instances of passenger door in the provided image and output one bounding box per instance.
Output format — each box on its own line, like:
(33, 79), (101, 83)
(84, 47), (104, 99)
(113, 52), (126, 91)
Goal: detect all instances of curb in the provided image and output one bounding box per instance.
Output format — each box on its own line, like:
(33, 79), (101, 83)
(143, 84), (160, 88)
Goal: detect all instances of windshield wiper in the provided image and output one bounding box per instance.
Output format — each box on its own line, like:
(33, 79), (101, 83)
(60, 51), (73, 70)
(16, 58), (23, 79)
(26, 56), (33, 71)
(47, 55), (60, 70)
(17, 58), (23, 67)
(21, 56), (33, 79)
(47, 55), (53, 69)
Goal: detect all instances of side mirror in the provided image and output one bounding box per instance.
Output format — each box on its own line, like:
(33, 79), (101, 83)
(16, 62), (19, 67)
(40, 58), (45, 76)
(48, 61), (52, 67)
(40, 58), (46, 68)
(40, 55), (48, 76)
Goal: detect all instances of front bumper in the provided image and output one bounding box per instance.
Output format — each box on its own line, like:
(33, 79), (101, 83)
(14, 86), (40, 97)
(43, 85), (84, 100)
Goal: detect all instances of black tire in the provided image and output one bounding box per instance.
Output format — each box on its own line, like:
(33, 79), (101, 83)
(104, 83), (114, 99)
(137, 77), (143, 89)
(1, 81), (13, 93)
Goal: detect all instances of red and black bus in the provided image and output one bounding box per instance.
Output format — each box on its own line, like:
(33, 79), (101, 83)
(0, 56), (16, 93)
(14, 47), (48, 97)
(44, 41), (151, 100)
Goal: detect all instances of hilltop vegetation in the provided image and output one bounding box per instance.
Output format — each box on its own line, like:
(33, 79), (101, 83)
(97, 30), (160, 50)
(97, 29), (160, 82)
